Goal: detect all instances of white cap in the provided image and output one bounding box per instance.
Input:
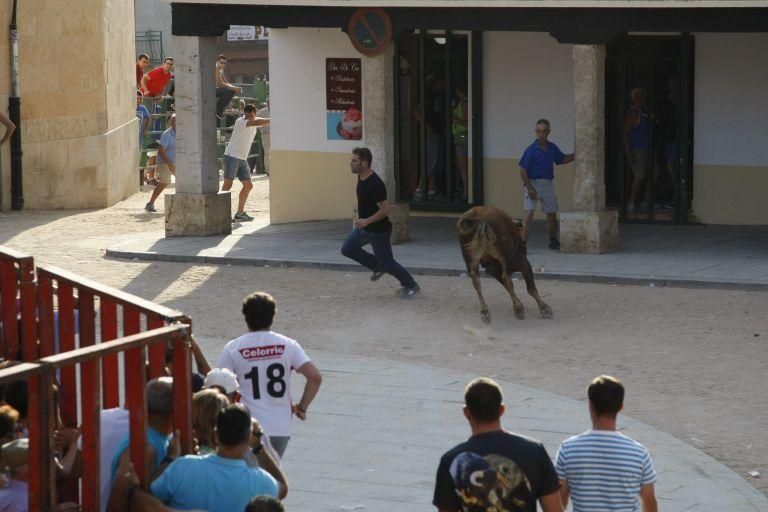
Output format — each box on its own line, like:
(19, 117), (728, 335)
(204, 368), (239, 395)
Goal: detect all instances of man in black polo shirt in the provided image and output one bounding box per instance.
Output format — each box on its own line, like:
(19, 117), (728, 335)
(433, 378), (563, 512)
(341, 147), (420, 298)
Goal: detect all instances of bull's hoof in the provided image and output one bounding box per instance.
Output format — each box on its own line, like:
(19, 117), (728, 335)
(481, 310), (491, 324)
(514, 306), (525, 320)
(539, 303), (553, 319)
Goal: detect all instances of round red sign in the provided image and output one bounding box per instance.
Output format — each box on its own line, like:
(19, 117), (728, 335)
(347, 8), (393, 57)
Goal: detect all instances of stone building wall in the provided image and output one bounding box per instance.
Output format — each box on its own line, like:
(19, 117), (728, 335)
(0, 0), (137, 210)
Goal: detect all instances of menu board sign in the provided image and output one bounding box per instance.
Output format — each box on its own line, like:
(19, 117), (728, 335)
(326, 58), (362, 141)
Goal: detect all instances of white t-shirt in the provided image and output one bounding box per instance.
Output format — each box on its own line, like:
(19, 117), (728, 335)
(98, 408), (130, 512)
(224, 117), (258, 161)
(216, 331), (310, 436)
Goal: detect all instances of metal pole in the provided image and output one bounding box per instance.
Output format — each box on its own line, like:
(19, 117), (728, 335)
(9, 0), (24, 210)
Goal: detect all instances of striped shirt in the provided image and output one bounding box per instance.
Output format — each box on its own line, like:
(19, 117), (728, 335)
(556, 430), (656, 512)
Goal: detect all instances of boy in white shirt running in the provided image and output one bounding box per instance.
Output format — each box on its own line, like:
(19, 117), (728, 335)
(216, 292), (322, 457)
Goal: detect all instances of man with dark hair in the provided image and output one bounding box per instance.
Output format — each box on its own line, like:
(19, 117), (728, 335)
(434, 377), (562, 512)
(222, 103), (270, 222)
(136, 54), (150, 88)
(519, 119), (574, 250)
(556, 375), (658, 512)
(141, 57), (174, 99)
(341, 147), (420, 298)
(145, 403), (286, 510)
(216, 54), (242, 117)
(245, 495), (285, 512)
(216, 292), (322, 457)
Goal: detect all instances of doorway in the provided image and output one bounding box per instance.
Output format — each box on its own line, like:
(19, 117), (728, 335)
(395, 31), (482, 211)
(605, 35), (694, 223)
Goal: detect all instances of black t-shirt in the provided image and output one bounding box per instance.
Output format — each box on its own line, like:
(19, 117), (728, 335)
(433, 430), (560, 512)
(356, 172), (391, 233)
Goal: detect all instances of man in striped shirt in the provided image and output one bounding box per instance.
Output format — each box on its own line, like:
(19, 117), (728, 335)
(555, 375), (658, 512)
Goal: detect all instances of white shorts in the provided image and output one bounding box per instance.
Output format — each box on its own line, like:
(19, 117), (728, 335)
(524, 179), (558, 214)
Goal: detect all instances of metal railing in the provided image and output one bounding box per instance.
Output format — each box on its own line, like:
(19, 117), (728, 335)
(0, 246), (195, 510)
(0, 324), (192, 511)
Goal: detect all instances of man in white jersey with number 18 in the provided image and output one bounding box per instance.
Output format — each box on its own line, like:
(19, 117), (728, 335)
(216, 292), (322, 458)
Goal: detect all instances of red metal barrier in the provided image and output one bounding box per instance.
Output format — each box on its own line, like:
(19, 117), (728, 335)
(0, 248), (197, 510)
(0, 323), (192, 511)
(0, 246), (37, 362)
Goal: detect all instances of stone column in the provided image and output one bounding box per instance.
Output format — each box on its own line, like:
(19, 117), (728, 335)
(164, 36), (232, 237)
(560, 44), (618, 253)
(362, 47), (409, 244)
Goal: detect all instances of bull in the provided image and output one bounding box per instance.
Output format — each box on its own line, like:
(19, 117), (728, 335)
(458, 206), (553, 324)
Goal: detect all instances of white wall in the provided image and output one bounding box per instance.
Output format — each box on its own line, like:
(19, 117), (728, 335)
(694, 33), (768, 166)
(483, 32), (575, 159)
(270, 27), (362, 153)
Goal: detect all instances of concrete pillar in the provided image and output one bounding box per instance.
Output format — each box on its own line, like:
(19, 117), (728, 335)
(362, 47), (409, 243)
(560, 44), (618, 253)
(165, 36), (231, 237)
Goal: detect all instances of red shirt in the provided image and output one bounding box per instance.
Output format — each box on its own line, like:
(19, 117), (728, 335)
(136, 64), (144, 87)
(142, 67), (171, 97)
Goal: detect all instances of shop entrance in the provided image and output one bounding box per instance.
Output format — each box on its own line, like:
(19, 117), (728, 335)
(605, 35), (694, 223)
(395, 31), (483, 211)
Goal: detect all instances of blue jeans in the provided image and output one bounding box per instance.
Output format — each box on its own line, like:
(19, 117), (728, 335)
(341, 227), (416, 288)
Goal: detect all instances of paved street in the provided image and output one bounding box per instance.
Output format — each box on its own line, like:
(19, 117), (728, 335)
(105, 214), (768, 510)
(282, 352), (767, 512)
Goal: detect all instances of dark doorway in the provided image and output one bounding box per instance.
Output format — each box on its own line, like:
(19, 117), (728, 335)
(605, 35), (694, 223)
(395, 31), (482, 211)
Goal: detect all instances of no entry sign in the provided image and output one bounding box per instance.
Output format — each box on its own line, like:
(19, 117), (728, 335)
(347, 8), (393, 57)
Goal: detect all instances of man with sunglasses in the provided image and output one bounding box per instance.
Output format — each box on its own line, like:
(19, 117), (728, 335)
(216, 54), (242, 118)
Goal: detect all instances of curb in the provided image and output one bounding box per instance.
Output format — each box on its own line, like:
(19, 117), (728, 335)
(105, 249), (768, 293)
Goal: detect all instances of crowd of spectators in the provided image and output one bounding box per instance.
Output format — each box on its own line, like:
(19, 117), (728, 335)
(0, 291), (320, 512)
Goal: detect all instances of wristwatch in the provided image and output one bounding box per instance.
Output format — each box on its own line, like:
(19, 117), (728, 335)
(251, 444), (263, 455)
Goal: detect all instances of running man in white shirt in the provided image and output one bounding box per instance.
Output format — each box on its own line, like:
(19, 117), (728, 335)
(216, 292), (322, 457)
(222, 104), (269, 222)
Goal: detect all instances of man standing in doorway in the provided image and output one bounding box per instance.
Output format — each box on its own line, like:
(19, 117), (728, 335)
(623, 87), (653, 214)
(519, 119), (574, 250)
(216, 54), (241, 118)
(222, 104), (270, 222)
(433, 377), (563, 512)
(341, 147), (421, 298)
(145, 114), (175, 213)
(556, 375), (658, 512)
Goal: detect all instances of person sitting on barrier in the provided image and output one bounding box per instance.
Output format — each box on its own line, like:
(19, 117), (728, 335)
(192, 389), (229, 456)
(110, 377), (180, 485)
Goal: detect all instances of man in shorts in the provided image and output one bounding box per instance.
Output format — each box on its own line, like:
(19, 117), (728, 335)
(145, 114), (175, 213)
(221, 104), (269, 222)
(520, 119), (574, 250)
